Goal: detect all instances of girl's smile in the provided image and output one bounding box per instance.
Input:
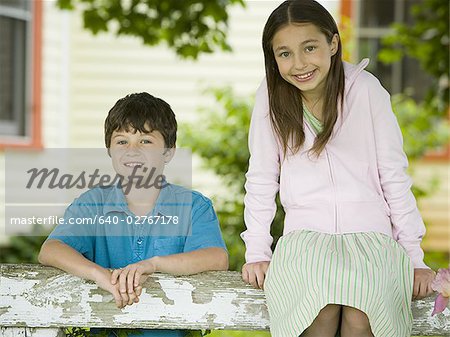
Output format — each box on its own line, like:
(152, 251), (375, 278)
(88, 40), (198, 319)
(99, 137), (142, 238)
(293, 69), (316, 82)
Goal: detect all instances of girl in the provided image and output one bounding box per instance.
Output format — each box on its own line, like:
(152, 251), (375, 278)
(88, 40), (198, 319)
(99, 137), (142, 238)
(241, 1), (436, 336)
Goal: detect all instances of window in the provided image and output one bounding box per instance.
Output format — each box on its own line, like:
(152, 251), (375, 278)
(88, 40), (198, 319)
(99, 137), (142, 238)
(0, 0), (41, 147)
(355, 0), (434, 101)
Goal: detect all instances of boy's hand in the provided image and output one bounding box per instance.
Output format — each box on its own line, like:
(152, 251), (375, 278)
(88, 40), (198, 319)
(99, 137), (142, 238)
(413, 268), (436, 300)
(93, 268), (126, 308)
(111, 258), (157, 306)
(242, 261), (270, 290)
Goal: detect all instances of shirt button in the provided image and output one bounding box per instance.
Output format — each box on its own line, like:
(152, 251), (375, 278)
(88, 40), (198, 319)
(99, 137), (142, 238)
(137, 238), (143, 245)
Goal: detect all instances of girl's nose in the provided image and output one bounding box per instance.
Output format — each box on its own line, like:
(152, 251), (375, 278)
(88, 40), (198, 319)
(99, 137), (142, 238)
(294, 54), (307, 70)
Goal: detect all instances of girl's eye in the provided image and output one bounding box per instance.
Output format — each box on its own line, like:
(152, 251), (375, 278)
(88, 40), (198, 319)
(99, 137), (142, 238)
(305, 46), (316, 53)
(279, 51), (290, 58)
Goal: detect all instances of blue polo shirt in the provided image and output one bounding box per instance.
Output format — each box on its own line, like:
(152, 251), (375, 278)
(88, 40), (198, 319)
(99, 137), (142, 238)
(47, 183), (227, 337)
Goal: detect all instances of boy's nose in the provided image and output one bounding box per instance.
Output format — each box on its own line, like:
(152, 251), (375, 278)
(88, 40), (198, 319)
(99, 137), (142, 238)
(126, 144), (140, 154)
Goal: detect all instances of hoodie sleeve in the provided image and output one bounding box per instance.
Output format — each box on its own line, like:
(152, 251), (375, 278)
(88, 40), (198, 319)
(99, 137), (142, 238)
(241, 78), (280, 263)
(368, 76), (429, 269)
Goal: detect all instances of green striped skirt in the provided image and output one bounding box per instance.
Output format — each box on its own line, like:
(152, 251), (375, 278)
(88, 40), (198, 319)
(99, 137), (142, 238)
(264, 230), (414, 337)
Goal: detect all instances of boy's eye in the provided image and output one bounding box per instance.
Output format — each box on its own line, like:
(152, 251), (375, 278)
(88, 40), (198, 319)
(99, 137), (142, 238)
(116, 140), (127, 145)
(141, 139), (152, 144)
(305, 46), (317, 53)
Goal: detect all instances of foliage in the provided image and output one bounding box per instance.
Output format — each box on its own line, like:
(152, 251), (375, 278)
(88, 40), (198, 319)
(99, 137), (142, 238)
(180, 88), (284, 271)
(392, 93), (449, 161)
(56, 0), (245, 59)
(209, 332), (441, 337)
(209, 331), (270, 337)
(65, 327), (142, 336)
(379, 0), (449, 112)
(425, 251), (450, 271)
(0, 224), (49, 263)
(379, 0), (450, 204)
(64, 327), (206, 336)
(338, 15), (355, 63)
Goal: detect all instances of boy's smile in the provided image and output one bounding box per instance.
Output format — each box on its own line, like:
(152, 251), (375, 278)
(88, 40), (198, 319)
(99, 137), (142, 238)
(123, 162), (144, 168)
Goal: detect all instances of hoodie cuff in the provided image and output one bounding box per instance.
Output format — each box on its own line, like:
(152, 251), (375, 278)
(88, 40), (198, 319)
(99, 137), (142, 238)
(241, 231), (273, 263)
(402, 241), (430, 269)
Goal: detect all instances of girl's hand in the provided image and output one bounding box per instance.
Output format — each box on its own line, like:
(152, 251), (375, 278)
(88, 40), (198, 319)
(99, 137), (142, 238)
(413, 268), (436, 300)
(242, 261), (270, 290)
(111, 258), (157, 306)
(92, 268), (125, 308)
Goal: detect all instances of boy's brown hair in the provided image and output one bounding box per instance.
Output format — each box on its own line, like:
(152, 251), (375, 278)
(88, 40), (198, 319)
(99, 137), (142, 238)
(104, 92), (177, 149)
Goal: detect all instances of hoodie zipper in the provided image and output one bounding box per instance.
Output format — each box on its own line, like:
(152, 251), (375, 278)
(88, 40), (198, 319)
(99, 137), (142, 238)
(303, 118), (338, 233)
(325, 150), (338, 233)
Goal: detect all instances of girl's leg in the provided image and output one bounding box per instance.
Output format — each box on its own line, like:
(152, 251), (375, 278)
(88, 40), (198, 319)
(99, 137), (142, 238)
(301, 304), (341, 337)
(340, 306), (374, 337)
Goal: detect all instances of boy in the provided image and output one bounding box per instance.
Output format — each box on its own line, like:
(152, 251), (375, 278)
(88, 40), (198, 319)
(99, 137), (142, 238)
(39, 92), (229, 337)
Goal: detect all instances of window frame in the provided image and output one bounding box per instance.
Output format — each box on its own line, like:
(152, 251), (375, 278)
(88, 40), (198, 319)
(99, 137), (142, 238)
(0, 0), (42, 149)
(346, 0), (449, 162)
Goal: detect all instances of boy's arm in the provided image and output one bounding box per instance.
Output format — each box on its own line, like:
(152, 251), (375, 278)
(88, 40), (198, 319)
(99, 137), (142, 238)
(39, 239), (103, 281)
(152, 247), (228, 275)
(38, 239), (127, 308)
(112, 192), (228, 293)
(111, 247), (227, 297)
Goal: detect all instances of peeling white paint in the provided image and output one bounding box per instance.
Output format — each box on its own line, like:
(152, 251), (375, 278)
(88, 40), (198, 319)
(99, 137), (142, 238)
(1, 281), (65, 326)
(0, 274), (102, 326)
(1, 265), (448, 335)
(0, 277), (38, 296)
(0, 327), (64, 337)
(428, 309), (450, 330)
(113, 277), (269, 328)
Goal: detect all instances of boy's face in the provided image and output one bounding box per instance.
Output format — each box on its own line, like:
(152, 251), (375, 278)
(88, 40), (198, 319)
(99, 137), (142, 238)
(109, 126), (173, 186)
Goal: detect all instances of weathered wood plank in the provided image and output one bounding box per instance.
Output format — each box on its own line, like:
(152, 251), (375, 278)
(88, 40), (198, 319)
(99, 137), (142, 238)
(1, 264), (449, 335)
(0, 327), (64, 337)
(0, 264), (268, 331)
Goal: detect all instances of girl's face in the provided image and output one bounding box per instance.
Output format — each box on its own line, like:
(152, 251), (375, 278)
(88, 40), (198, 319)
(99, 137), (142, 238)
(272, 23), (338, 101)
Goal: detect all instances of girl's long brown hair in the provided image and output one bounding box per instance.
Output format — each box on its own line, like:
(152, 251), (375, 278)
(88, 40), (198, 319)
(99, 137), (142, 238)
(262, 0), (345, 157)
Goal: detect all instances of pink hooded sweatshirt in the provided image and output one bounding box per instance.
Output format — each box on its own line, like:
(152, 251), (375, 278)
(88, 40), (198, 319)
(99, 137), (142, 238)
(241, 59), (429, 269)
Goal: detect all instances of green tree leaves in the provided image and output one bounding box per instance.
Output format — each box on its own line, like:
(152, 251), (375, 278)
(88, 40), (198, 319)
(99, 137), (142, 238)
(56, 0), (245, 59)
(379, 0), (449, 110)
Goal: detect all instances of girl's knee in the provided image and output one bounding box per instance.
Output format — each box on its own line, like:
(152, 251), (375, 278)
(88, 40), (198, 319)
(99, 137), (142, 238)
(320, 304), (341, 318)
(302, 305), (341, 337)
(313, 304), (341, 325)
(341, 306), (372, 332)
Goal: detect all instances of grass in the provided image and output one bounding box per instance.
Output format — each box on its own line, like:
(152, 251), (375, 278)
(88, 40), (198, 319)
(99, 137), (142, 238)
(209, 332), (270, 337)
(208, 330), (439, 337)
(209, 332), (438, 337)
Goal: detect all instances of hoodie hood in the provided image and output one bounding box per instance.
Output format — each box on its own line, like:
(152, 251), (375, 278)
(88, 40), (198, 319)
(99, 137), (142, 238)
(343, 58), (370, 94)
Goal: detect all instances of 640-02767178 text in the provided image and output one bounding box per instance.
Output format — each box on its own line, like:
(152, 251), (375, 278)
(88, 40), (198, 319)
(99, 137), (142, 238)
(9, 215), (179, 226)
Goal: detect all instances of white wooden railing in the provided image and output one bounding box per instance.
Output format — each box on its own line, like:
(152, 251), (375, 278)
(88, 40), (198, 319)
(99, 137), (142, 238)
(1, 264), (449, 336)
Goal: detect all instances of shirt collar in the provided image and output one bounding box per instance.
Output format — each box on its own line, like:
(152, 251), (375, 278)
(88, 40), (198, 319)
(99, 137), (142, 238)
(102, 183), (175, 216)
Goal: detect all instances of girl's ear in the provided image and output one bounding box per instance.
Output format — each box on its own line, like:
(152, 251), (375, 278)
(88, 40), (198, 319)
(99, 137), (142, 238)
(330, 33), (339, 56)
(163, 147), (176, 164)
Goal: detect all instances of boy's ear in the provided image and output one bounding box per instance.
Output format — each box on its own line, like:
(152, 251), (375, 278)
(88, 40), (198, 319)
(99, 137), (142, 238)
(163, 147), (176, 164)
